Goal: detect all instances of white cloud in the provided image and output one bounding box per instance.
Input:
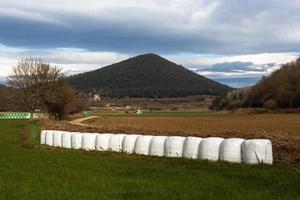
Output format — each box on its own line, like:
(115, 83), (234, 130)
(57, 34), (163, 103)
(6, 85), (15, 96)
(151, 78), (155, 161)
(0, 45), (129, 77)
(198, 71), (266, 79)
(167, 52), (298, 68)
(169, 52), (297, 82)
(0, 57), (15, 76)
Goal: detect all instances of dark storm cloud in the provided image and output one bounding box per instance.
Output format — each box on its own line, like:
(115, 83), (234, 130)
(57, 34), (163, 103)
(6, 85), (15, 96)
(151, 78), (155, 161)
(0, 17), (220, 54)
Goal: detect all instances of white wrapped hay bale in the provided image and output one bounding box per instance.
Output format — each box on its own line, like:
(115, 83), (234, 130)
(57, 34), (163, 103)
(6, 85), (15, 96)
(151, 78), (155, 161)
(242, 139), (273, 164)
(40, 130), (48, 145)
(198, 137), (224, 161)
(45, 131), (54, 146)
(149, 136), (167, 157)
(62, 132), (77, 149)
(220, 138), (245, 163)
(53, 131), (65, 147)
(81, 133), (99, 151)
(108, 134), (126, 152)
(164, 136), (186, 158)
(182, 137), (203, 159)
(122, 134), (141, 154)
(71, 133), (83, 149)
(95, 133), (113, 151)
(134, 135), (154, 155)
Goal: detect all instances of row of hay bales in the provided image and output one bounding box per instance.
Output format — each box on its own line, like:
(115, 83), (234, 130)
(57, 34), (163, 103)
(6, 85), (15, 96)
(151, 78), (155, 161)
(41, 131), (273, 164)
(0, 113), (31, 119)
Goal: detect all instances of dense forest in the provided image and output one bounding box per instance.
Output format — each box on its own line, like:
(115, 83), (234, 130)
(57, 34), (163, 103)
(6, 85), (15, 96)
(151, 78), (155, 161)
(213, 58), (300, 109)
(68, 54), (232, 98)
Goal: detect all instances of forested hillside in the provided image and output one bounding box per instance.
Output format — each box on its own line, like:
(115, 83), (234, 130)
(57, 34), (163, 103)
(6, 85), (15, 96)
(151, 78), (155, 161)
(215, 58), (300, 109)
(249, 58), (300, 108)
(68, 54), (232, 98)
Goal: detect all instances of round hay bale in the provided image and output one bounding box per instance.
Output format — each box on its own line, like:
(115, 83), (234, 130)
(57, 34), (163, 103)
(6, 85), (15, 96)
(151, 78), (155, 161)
(182, 137), (203, 159)
(62, 132), (77, 149)
(108, 134), (127, 152)
(134, 135), (154, 155)
(40, 130), (48, 145)
(198, 137), (224, 161)
(71, 133), (83, 149)
(220, 138), (245, 163)
(45, 130), (54, 146)
(242, 139), (273, 164)
(81, 133), (99, 151)
(164, 136), (186, 158)
(122, 134), (141, 154)
(149, 136), (167, 157)
(95, 133), (113, 151)
(53, 131), (64, 147)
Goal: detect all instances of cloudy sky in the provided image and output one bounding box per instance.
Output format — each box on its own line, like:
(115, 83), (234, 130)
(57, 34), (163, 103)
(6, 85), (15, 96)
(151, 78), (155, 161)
(0, 0), (299, 87)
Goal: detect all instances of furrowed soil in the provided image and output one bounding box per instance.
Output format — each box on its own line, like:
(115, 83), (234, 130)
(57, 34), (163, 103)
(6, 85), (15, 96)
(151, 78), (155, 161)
(41, 113), (300, 164)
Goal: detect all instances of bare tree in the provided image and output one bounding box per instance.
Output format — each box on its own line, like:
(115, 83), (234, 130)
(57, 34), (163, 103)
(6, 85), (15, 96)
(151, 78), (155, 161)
(9, 58), (62, 113)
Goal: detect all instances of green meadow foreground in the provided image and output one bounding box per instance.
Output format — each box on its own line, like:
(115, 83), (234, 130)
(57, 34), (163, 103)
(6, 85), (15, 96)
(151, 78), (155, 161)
(1, 120), (300, 200)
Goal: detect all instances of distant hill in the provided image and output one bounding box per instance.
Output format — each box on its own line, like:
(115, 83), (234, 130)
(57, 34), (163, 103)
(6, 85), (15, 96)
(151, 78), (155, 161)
(68, 53), (232, 98)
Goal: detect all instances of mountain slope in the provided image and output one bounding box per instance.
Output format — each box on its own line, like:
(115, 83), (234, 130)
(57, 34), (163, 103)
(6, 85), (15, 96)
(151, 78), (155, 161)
(68, 53), (232, 97)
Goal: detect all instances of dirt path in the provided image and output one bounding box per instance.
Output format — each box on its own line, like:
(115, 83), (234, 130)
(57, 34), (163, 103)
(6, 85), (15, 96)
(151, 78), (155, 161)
(69, 116), (99, 128)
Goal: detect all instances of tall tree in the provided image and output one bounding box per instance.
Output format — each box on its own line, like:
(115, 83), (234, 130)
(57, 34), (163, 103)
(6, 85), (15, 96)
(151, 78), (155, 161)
(9, 58), (62, 112)
(9, 58), (83, 119)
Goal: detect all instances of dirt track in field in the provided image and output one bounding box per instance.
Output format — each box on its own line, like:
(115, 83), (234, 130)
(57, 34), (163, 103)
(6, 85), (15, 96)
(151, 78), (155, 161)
(69, 116), (98, 128)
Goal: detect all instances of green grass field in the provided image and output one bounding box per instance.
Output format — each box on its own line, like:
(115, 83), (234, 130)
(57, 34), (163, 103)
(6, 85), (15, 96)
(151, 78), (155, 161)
(0, 120), (300, 200)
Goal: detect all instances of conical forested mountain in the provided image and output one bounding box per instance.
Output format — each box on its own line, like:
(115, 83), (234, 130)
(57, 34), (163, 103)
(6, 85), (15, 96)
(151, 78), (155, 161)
(68, 53), (232, 97)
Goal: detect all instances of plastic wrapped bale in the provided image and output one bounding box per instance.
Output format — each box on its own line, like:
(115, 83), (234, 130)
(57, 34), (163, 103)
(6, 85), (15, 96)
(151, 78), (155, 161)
(45, 131), (54, 146)
(122, 134), (141, 154)
(219, 138), (245, 163)
(62, 132), (77, 149)
(81, 133), (99, 151)
(40, 130), (48, 145)
(182, 137), (203, 159)
(198, 137), (224, 161)
(108, 134), (127, 152)
(95, 134), (113, 151)
(53, 131), (65, 147)
(241, 139), (273, 164)
(134, 135), (154, 155)
(164, 136), (186, 158)
(149, 136), (167, 157)
(71, 133), (83, 149)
